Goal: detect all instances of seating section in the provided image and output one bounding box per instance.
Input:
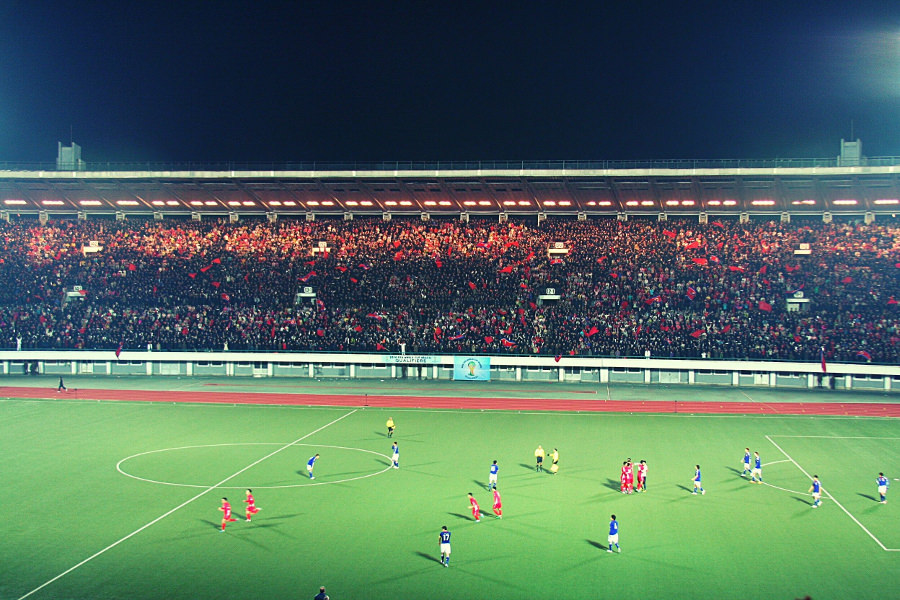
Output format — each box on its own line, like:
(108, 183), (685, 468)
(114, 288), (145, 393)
(0, 217), (897, 362)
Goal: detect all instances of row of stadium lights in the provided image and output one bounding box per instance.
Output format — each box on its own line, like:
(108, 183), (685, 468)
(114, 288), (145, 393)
(2, 198), (898, 208)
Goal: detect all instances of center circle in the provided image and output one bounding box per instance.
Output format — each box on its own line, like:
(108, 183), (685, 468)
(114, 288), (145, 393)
(116, 443), (392, 488)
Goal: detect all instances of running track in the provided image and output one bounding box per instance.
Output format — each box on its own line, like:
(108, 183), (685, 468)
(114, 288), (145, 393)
(3, 386), (899, 417)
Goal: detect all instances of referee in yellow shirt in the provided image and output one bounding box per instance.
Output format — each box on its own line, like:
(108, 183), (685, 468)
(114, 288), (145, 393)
(535, 445), (545, 472)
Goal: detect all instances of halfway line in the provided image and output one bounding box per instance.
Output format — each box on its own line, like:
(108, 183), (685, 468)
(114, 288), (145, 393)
(17, 408), (358, 600)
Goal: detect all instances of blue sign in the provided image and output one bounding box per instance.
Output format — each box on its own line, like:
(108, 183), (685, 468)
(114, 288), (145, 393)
(453, 356), (491, 381)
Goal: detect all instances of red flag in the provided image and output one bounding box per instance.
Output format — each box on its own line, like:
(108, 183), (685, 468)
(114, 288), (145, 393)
(500, 338), (517, 347)
(759, 265), (767, 275)
(435, 260), (443, 268)
(392, 240), (401, 248)
(758, 300), (773, 312)
(596, 256), (608, 263)
(200, 266), (211, 273)
(709, 256), (719, 263)
(376, 342), (387, 351)
(690, 330), (703, 338)
(212, 258), (221, 264)
(525, 251), (535, 261)
(188, 273), (197, 278)
(115, 342), (123, 358)
(350, 278), (358, 283)
(554, 355), (561, 362)
(841, 276), (852, 284)
(78, 289), (88, 296)
(711, 221), (724, 228)
(127, 263), (137, 271)
(468, 282), (477, 289)
(299, 271), (317, 282)
(315, 328), (324, 337)
(335, 266), (347, 272)
(221, 293), (230, 301)
(662, 229), (676, 238)
(484, 336), (494, 343)
(585, 326), (600, 337)
(888, 296), (898, 305)
(644, 295), (662, 304)
(211, 281), (221, 288)
(721, 324), (732, 334)
(684, 240), (701, 250)
(610, 272), (618, 278)
(434, 327), (443, 342)
(820, 347), (827, 373)
(728, 266), (744, 272)
(692, 258), (708, 266)
(354, 325), (362, 332)
(550, 258), (563, 265)
(499, 265), (514, 273)
(686, 286), (697, 300)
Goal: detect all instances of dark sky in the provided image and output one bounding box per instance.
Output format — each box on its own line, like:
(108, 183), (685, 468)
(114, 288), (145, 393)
(1, 1), (899, 163)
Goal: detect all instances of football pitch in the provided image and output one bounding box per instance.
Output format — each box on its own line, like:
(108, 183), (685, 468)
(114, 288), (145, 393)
(2, 380), (899, 600)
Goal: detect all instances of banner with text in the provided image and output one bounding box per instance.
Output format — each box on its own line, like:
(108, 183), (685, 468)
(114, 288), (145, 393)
(453, 356), (491, 381)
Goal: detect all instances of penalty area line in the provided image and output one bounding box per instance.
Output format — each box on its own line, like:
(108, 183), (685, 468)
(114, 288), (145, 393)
(765, 434), (897, 552)
(16, 408), (358, 600)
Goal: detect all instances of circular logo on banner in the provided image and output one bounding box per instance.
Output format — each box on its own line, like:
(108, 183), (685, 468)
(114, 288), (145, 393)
(461, 358), (485, 379)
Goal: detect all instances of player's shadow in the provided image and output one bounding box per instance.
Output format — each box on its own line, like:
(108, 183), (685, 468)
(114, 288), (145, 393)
(447, 512), (472, 521)
(603, 478), (621, 491)
(792, 497), (812, 506)
(675, 485), (694, 493)
(200, 519), (220, 531)
(473, 479), (491, 489)
(725, 466), (743, 476)
(586, 539), (607, 551)
(519, 463), (538, 472)
(857, 493), (877, 502)
(414, 551), (442, 564)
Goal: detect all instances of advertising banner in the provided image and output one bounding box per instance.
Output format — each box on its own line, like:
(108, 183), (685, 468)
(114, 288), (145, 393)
(453, 356), (491, 381)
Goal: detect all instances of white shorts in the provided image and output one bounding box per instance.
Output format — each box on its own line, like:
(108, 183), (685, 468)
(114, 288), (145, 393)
(743, 462), (751, 471)
(440, 543), (451, 555)
(878, 485), (887, 495)
(307, 465), (314, 473)
(812, 492), (821, 500)
(752, 468), (761, 477)
(608, 534), (619, 545)
(489, 474), (498, 484)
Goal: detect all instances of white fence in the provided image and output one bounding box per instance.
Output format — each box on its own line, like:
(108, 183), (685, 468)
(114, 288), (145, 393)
(3, 350), (899, 392)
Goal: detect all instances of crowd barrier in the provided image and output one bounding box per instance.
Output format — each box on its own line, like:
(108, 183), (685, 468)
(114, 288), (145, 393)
(2, 350), (898, 393)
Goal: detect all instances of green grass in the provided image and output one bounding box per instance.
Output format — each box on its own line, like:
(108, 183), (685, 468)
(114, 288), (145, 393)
(2, 396), (899, 600)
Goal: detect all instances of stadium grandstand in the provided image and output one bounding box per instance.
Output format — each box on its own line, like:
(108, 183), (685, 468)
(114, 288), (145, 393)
(0, 140), (898, 364)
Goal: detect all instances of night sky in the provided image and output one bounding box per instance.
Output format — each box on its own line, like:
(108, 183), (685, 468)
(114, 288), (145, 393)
(1, 1), (899, 163)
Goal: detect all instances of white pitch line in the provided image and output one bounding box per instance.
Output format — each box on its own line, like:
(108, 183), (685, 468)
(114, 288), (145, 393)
(765, 434), (897, 552)
(769, 435), (900, 440)
(17, 408), (358, 600)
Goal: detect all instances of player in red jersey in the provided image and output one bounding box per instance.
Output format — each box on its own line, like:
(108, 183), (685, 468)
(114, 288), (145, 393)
(219, 497), (238, 532)
(244, 489), (261, 522)
(624, 460), (634, 494)
(492, 488), (502, 519)
(620, 462), (628, 493)
(636, 460), (647, 492)
(468, 493), (482, 522)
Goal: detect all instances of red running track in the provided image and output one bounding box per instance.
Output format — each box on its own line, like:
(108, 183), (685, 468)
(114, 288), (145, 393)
(3, 386), (900, 417)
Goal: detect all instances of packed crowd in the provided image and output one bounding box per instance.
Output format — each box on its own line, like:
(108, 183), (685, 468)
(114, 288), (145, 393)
(0, 215), (897, 363)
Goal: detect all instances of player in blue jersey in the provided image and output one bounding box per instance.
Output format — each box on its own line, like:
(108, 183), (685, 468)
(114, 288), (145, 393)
(692, 465), (705, 495)
(809, 475), (822, 507)
(750, 452), (763, 484)
(741, 448), (751, 477)
(306, 453), (319, 479)
(877, 473), (889, 504)
(488, 460), (499, 490)
(391, 442), (399, 469)
(607, 515), (620, 553)
(439, 526), (451, 567)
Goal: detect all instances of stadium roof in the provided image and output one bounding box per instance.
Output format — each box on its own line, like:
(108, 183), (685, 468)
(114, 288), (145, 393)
(1, 157), (899, 219)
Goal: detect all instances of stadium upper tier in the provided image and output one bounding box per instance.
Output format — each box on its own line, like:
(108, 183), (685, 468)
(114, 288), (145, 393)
(1, 157), (899, 216)
(0, 215), (897, 363)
